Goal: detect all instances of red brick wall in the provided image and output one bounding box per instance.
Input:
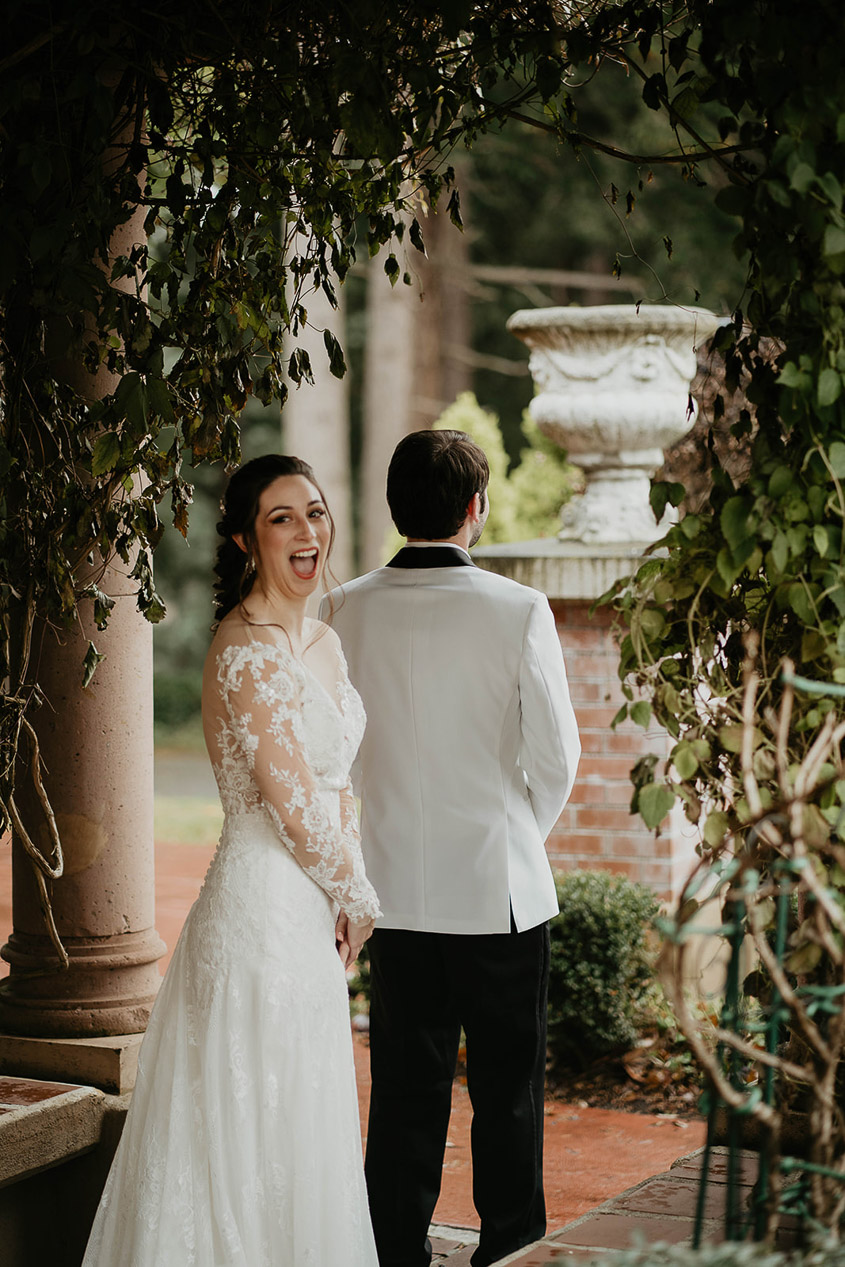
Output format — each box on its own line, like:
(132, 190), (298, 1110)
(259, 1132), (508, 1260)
(548, 599), (682, 901)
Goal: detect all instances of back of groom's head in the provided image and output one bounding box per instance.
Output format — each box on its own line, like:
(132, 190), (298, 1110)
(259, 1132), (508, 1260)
(387, 430), (489, 540)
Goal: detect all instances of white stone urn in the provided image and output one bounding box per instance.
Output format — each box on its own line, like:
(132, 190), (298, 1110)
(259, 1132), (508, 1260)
(507, 304), (723, 545)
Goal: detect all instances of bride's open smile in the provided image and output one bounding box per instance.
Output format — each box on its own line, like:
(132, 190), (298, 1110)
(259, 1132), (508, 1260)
(237, 473), (333, 597)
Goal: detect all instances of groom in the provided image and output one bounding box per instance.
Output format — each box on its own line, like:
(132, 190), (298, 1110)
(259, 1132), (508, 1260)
(323, 429), (580, 1267)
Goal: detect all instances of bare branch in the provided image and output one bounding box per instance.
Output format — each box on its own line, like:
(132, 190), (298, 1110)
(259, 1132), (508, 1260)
(502, 109), (753, 169)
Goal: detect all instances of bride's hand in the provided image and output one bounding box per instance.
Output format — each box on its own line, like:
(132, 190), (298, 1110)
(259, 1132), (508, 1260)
(335, 911), (374, 967)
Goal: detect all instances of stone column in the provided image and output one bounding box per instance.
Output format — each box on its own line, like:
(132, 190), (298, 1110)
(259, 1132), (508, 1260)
(282, 279), (354, 582)
(0, 570), (165, 1041)
(360, 249), (417, 571)
(0, 120), (165, 1086)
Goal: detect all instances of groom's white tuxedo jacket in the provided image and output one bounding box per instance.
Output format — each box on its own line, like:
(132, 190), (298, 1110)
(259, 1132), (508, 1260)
(322, 545), (580, 934)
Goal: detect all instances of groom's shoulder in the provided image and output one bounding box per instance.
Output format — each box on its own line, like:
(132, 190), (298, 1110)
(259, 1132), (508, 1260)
(330, 567), (384, 599)
(322, 568), (385, 618)
(469, 564), (546, 607)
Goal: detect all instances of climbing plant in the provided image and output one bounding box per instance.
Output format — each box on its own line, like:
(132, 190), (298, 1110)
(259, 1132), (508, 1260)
(601, 1), (845, 1234)
(606, 0), (845, 848)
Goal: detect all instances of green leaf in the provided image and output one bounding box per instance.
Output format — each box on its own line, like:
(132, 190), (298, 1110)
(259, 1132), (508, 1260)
(790, 162), (815, 194)
(829, 441), (845, 477)
(91, 432), (121, 477)
(718, 725), (765, 755)
(147, 377), (175, 423)
(716, 546), (741, 587)
(535, 54), (562, 102)
(139, 592), (167, 623)
(630, 700), (652, 729)
(446, 188), (463, 230)
(642, 72), (667, 111)
(638, 782), (675, 829)
(671, 86), (699, 120)
(610, 703), (629, 729)
(323, 329), (347, 379)
(639, 607), (666, 639)
(786, 524), (808, 556)
(778, 361), (812, 392)
(114, 372), (148, 436)
(409, 218), (426, 254)
(718, 725), (744, 754)
(720, 496), (751, 551)
(788, 582), (816, 624)
(82, 641), (105, 689)
(814, 523), (832, 557)
(767, 466), (794, 498)
(650, 480), (684, 521)
(672, 741), (699, 780)
(818, 367), (842, 408)
(288, 347), (313, 385)
(817, 171), (842, 205)
(661, 683), (682, 714)
(768, 531), (788, 575)
(703, 809), (729, 848)
(824, 224), (845, 259)
(384, 254), (400, 286)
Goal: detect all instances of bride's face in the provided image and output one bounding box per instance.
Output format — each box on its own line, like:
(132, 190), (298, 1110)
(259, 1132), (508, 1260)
(244, 474), (333, 599)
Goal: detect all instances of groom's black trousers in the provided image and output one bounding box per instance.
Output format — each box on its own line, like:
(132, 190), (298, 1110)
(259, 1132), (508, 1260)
(365, 921), (550, 1267)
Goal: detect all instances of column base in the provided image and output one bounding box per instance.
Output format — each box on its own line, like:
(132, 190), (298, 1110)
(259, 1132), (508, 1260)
(0, 927), (166, 1039)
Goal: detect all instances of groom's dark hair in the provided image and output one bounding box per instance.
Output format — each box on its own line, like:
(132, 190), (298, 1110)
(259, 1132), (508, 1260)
(387, 430), (490, 539)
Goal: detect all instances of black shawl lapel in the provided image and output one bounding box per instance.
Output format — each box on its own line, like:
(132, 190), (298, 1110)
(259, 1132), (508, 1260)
(385, 546), (475, 569)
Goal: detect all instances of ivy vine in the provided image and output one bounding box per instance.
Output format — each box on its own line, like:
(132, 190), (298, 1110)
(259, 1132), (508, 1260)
(608, 0), (845, 858)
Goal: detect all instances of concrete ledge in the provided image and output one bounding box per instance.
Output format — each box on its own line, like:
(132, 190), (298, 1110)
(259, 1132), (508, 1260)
(474, 539), (652, 602)
(0, 1077), (105, 1187)
(0, 1033), (143, 1094)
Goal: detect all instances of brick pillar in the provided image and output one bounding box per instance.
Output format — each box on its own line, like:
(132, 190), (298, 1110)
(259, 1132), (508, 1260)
(547, 599), (695, 902)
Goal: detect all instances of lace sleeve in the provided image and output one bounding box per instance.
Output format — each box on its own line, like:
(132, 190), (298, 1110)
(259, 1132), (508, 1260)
(220, 644), (381, 923)
(339, 778), (364, 859)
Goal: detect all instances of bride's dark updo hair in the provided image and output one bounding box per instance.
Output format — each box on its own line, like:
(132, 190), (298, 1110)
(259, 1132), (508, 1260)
(213, 454), (335, 624)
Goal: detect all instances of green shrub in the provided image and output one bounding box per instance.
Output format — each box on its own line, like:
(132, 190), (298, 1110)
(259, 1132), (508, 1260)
(347, 942), (371, 1010)
(153, 670), (203, 733)
(548, 870), (659, 1067)
(508, 413), (584, 539)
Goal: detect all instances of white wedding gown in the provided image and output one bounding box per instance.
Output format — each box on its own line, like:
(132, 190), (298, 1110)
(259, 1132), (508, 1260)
(83, 632), (381, 1266)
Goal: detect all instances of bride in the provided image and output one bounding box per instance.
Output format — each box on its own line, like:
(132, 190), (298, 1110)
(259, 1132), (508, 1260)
(83, 455), (381, 1266)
